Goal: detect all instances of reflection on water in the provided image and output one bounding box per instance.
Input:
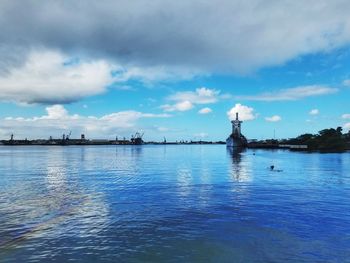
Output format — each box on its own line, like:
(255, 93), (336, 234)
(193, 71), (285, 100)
(0, 146), (110, 257)
(1, 145), (350, 262)
(227, 147), (251, 182)
(46, 165), (67, 190)
(176, 168), (192, 198)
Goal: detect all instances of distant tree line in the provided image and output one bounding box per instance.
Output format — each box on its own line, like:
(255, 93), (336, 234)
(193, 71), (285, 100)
(281, 127), (350, 152)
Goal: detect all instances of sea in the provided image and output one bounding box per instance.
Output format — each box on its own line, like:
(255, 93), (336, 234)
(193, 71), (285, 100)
(0, 145), (349, 262)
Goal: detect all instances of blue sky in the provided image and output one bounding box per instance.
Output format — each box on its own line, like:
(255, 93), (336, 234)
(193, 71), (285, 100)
(0, 1), (350, 141)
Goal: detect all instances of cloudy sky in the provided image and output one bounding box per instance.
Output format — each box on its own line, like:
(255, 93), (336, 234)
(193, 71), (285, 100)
(1, 0), (350, 141)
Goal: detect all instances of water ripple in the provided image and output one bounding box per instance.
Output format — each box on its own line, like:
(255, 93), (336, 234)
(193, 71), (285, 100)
(0, 145), (350, 262)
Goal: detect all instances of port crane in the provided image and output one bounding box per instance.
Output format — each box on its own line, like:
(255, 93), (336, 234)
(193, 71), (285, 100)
(62, 131), (72, 141)
(131, 132), (144, 145)
(66, 131), (72, 140)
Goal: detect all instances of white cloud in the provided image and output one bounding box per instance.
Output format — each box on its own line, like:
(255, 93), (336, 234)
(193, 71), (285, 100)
(194, 132), (208, 138)
(0, 49), (205, 104)
(343, 79), (350, 86)
(342, 113), (350, 119)
(227, 103), (256, 121)
(168, 87), (220, 104)
(309, 109), (319, 115)
(198, 107), (212, 114)
(44, 105), (70, 119)
(0, 105), (170, 139)
(237, 85), (338, 101)
(265, 115), (282, 122)
(344, 123), (350, 130)
(2, 1), (350, 74)
(160, 100), (194, 112)
(161, 87), (220, 112)
(156, 126), (170, 132)
(0, 50), (115, 104)
(113, 65), (203, 84)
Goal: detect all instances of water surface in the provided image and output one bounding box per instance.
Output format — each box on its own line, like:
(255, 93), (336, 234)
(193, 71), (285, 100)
(0, 145), (349, 262)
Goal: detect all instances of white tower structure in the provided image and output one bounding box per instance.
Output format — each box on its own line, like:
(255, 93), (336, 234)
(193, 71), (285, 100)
(226, 112), (247, 148)
(231, 112), (242, 137)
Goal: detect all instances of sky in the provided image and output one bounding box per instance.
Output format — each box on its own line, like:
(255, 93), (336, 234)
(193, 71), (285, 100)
(0, 0), (350, 141)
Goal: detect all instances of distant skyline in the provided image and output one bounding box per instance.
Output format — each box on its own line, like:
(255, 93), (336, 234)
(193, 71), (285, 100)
(0, 1), (350, 141)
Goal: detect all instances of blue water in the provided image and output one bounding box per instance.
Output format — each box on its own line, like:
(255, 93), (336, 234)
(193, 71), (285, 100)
(0, 145), (349, 262)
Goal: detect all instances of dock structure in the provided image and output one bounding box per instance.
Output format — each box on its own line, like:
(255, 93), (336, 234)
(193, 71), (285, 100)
(0, 132), (145, 146)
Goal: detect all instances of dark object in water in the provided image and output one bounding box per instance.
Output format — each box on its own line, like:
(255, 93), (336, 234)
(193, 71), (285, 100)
(269, 165), (283, 172)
